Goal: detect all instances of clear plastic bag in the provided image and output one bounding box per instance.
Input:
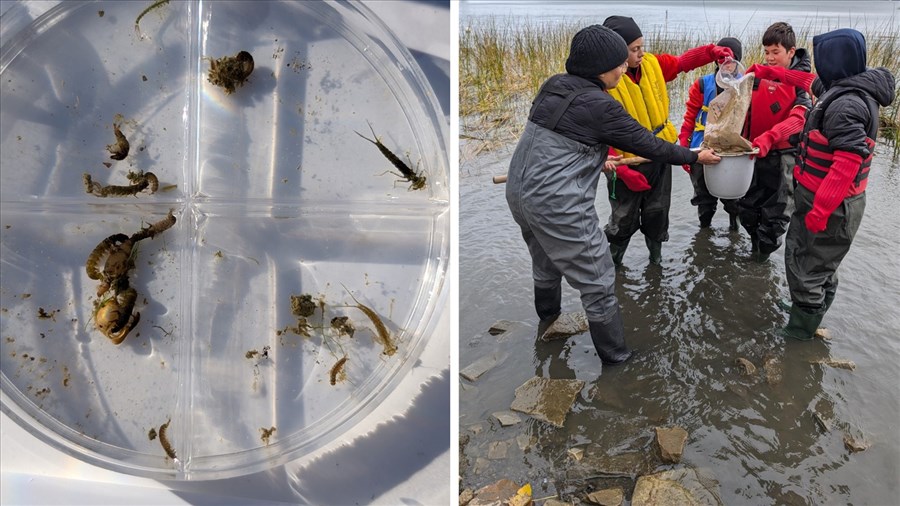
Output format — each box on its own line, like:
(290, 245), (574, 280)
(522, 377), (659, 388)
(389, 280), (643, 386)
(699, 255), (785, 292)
(704, 58), (755, 153)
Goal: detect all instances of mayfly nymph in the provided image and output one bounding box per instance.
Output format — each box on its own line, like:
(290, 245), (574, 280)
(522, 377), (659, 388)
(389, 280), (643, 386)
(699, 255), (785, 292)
(355, 122), (426, 191)
(84, 170), (159, 198)
(260, 426), (277, 446)
(106, 123), (130, 160)
(330, 356), (349, 385)
(339, 284), (397, 356)
(206, 51), (254, 94)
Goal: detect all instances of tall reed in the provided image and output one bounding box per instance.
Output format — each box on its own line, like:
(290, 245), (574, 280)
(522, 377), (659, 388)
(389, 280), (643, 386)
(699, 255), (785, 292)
(461, 17), (900, 158)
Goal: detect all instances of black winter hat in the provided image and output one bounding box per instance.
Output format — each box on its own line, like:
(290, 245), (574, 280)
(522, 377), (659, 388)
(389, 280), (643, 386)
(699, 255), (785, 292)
(603, 16), (642, 45)
(716, 37), (743, 62)
(565, 24), (629, 79)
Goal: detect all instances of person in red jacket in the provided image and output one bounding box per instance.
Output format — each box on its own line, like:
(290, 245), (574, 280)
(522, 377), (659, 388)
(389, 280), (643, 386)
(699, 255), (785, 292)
(764, 28), (894, 340)
(678, 37), (744, 230)
(738, 22), (812, 262)
(601, 15), (733, 265)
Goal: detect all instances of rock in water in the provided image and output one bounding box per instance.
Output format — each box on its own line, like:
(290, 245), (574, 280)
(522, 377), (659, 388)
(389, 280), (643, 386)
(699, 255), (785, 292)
(510, 376), (585, 427)
(539, 312), (588, 341)
(655, 426), (689, 463)
(632, 468), (723, 506)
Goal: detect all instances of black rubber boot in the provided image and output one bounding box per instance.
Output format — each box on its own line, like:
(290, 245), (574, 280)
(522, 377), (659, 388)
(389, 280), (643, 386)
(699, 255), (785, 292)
(645, 236), (662, 265)
(588, 308), (633, 365)
(728, 213), (740, 231)
(534, 285), (561, 321)
(609, 241), (628, 266)
(782, 304), (826, 341)
(698, 210), (714, 228)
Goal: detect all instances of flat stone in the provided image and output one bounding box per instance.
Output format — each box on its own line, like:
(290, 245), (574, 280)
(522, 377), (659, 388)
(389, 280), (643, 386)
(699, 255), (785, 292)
(539, 312), (588, 341)
(587, 488), (624, 506)
(656, 426), (689, 464)
(473, 457), (491, 475)
(461, 354), (499, 382)
(492, 411), (522, 427)
(567, 451), (653, 480)
(487, 440), (509, 460)
(568, 447), (584, 461)
(510, 376), (585, 427)
(459, 488), (474, 506)
(516, 433), (533, 451)
(632, 468), (723, 506)
(543, 500), (570, 506)
(469, 478), (521, 506)
(488, 320), (515, 336)
(843, 434), (868, 453)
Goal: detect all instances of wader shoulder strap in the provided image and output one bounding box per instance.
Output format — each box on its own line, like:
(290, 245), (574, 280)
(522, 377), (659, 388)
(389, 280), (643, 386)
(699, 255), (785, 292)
(547, 87), (597, 131)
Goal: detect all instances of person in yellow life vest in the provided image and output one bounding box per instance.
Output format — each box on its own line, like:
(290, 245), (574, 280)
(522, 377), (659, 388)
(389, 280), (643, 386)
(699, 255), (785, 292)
(602, 15), (734, 265)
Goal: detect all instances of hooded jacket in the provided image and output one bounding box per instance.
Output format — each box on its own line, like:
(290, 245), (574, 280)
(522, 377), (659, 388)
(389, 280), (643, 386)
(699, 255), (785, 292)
(795, 67), (895, 194)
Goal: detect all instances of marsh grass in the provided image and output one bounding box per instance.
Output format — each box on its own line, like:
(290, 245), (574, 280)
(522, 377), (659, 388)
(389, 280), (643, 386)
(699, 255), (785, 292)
(461, 17), (900, 160)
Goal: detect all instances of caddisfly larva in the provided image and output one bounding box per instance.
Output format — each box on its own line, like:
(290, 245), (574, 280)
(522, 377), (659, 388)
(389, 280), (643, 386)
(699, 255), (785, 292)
(106, 123), (130, 160)
(338, 284), (398, 356)
(158, 418), (176, 459)
(330, 356), (349, 385)
(83, 170), (159, 198)
(355, 122), (427, 191)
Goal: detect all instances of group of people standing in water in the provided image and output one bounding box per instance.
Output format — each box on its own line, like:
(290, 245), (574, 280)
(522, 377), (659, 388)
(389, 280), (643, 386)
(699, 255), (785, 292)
(504, 16), (896, 366)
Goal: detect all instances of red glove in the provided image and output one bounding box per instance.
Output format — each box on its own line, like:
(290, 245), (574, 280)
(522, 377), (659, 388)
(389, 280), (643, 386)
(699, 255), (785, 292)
(710, 45), (735, 64)
(805, 150), (863, 233)
(616, 165), (651, 192)
(752, 131), (776, 158)
(682, 164), (692, 174)
(746, 64), (816, 94)
(678, 44), (720, 73)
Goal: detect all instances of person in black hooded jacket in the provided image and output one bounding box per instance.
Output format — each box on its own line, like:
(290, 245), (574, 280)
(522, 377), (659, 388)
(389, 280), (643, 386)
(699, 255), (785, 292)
(505, 24), (721, 366)
(750, 28), (895, 340)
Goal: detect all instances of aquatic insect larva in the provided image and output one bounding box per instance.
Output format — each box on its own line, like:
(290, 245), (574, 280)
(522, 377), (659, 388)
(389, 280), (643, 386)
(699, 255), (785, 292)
(106, 123), (130, 160)
(134, 0), (170, 38)
(86, 233), (129, 280)
(339, 284), (397, 356)
(133, 209), (176, 241)
(355, 122), (427, 191)
(158, 418), (176, 459)
(83, 171), (158, 198)
(330, 356), (349, 385)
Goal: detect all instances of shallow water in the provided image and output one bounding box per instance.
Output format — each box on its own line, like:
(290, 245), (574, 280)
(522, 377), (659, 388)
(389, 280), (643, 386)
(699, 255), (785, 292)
(459, 138), (900, 503)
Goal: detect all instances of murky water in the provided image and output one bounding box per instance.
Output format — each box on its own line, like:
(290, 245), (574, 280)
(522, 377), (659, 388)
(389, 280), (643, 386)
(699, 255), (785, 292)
(459, 136), (900, 503)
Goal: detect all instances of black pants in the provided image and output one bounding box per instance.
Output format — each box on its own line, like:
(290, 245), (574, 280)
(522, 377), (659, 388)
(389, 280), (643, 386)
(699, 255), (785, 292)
(604, 160), (671, 246)
(737, 153), (791, 255)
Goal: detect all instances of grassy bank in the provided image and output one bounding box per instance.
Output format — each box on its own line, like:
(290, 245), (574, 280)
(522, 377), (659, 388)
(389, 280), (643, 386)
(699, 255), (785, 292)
(460, 17), (900, 159)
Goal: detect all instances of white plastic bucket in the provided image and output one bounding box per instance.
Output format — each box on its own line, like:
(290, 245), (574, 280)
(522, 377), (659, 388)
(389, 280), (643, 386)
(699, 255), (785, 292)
(703, 152), (755, 199)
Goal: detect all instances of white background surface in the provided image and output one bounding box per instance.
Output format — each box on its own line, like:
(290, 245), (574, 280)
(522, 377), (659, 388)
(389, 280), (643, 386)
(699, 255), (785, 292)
(0, 1), (452, 504)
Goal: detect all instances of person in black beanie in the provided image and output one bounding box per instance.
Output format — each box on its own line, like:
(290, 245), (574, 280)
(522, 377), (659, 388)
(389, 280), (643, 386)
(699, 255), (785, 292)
(678, 36), (745, 230)
(505, 24), (720, 368)
(601, 15), (735, 265)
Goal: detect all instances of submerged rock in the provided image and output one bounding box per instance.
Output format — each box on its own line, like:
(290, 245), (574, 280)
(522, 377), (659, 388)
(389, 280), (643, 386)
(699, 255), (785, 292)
(493, 411), (523, 427)
(516, 433), (533, 451)
(734, 357), (756, 375)
(461, 354), (500, 382)
(488, 320), (516, 336)
(812, 358), (856, 371)
(655, 426), (689, 464)
(510, 376), (585, 427)
(631, 468), (723, 506)
(539, 312), (588, 341)
(469, 479), (522, 506)
(567, 451), (654, 481)
(763, 357), (783, 385)
(843, 434), (868, 453)
(587, 488), (624, 506)
(488, 440), (510, 460)
(459, 488), (474, 506)
(567, 447), (584, 461)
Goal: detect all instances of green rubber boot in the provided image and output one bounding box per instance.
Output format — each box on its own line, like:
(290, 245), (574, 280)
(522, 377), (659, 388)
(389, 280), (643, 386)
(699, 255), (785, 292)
(609, 241), (628, 266)
(782, 304), (826, 341)
(645, 237), (662, 265)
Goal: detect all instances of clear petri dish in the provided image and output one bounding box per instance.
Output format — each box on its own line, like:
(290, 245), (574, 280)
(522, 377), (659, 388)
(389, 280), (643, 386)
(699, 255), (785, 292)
(0, 1), (449, 480)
